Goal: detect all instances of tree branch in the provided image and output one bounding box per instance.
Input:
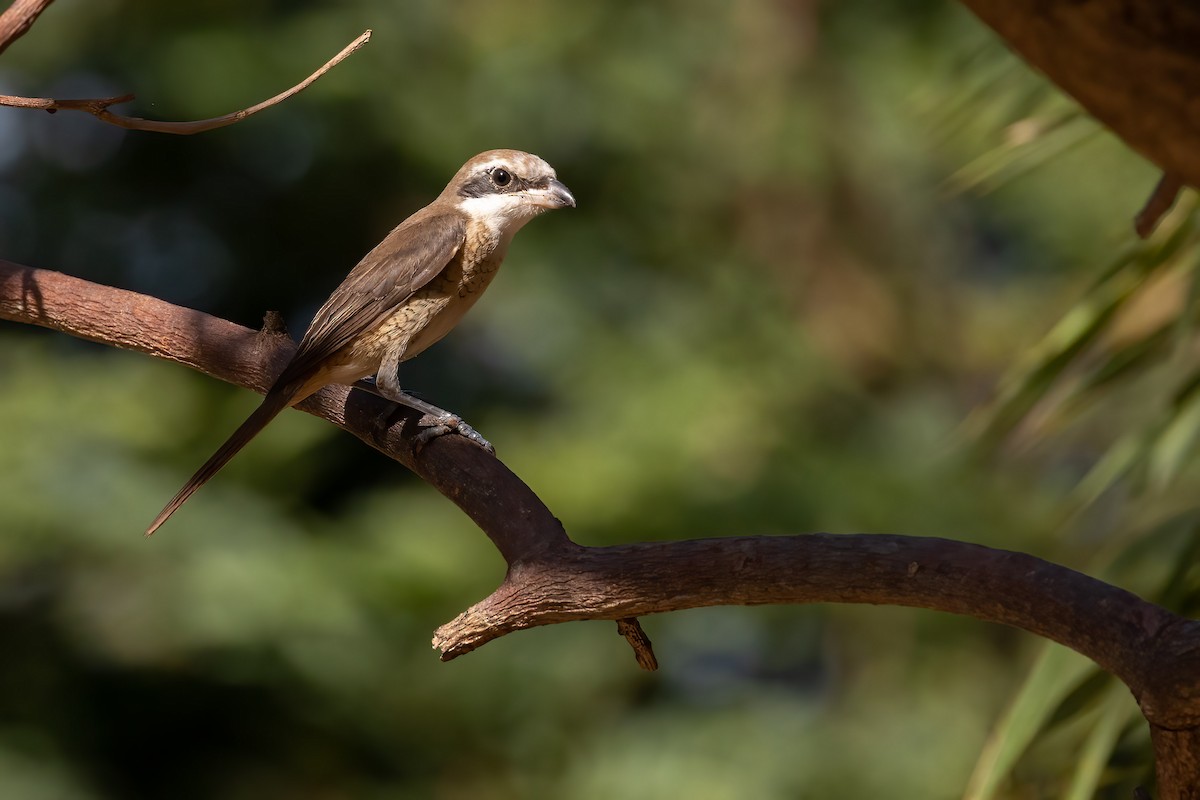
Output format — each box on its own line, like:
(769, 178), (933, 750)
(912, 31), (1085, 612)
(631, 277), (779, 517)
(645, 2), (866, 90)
(958, 0), (1199, 235)
(432, 535), (1161, 679)
(0, 0), (54, 56)
(3, 259), (1200, 795)
(0, 29), (371, 134)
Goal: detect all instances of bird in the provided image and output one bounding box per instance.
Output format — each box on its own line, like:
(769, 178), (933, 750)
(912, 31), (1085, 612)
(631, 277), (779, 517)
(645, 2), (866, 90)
(146, 149), (575, 536)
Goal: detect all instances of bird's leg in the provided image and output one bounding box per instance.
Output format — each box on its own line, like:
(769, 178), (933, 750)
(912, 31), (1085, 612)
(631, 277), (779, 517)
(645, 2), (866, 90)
(365, 347), (494, 454)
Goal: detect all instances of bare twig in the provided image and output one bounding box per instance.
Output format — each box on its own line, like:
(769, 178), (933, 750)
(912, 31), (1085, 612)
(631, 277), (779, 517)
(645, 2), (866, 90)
(0, 93), (135, 112)
(0, 0), (54, 56)
(2, 258), (1200, 795)
(0, 29), (371, 134)
(616, 619), (658, 671)
(1135, 173), (1185, 239)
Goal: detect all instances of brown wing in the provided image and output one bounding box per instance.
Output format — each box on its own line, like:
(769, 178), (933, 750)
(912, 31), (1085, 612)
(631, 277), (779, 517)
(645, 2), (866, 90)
(275, 208), (466, 388)
(147, 209), (465, 535)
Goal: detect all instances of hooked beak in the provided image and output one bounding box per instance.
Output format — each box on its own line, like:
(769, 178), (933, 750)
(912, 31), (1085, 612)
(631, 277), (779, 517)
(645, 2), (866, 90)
(531, 178), (576, 210)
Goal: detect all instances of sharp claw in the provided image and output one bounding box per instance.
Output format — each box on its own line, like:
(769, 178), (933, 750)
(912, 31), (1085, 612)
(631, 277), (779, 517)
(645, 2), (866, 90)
(411, 422), (451, 453)
(413, 413), (494, 454)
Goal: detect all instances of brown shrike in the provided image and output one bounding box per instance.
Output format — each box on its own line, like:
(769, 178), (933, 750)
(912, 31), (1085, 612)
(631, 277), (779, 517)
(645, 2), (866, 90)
(146, 149), (575, 535)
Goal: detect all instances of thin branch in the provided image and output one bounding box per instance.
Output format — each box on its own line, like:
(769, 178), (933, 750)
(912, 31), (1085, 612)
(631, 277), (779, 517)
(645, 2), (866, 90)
(0, 0), (54, 56)
(0, 29), (371, 134)
(3, 259), (1200, 794)
(0, 93), (135, 112)
(1135, 173), (1185, 239)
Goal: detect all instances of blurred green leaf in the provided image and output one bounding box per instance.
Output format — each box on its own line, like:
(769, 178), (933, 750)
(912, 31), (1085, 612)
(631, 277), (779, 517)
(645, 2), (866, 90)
(1147, 375), (1200, 492)
(963, 645), (1094, 800)
(946, 112), (1096, 196)
(1062, 681), (1138, 800)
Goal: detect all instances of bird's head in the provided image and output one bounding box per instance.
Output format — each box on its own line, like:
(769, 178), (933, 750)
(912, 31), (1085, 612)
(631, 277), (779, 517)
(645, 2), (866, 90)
(443, 149), (575, 238)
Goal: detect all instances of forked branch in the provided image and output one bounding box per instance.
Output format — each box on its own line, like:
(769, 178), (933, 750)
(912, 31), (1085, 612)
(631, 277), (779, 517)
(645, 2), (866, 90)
(0, 26), (371, 134)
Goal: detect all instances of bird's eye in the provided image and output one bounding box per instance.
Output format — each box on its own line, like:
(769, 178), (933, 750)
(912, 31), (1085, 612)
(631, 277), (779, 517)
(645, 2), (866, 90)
(491, 168), (512, 187)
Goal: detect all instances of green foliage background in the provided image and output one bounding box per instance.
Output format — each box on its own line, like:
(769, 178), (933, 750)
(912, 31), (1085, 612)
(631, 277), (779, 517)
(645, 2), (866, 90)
(1, 1), (1194, 798)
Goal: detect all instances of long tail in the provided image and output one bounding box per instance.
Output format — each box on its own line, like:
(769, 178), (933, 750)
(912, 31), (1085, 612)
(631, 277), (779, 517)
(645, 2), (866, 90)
(145, 385), (300, 536)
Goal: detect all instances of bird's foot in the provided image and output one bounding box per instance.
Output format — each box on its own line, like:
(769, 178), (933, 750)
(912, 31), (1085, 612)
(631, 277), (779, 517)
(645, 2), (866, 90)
(356, 378), (493, 454)
(414, 413), (495, 455)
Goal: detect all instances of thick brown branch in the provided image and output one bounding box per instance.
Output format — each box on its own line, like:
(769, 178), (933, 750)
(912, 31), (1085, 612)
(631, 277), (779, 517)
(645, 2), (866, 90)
(0, 260), (571, 562)
(0, 30), (371, 134)
(0, 258), (1190, 690)
(432, 536), (1200, 712)
(0, 0), (54, 56)
(959, 1), (1200, 220)
(3, 259), (1200, 794)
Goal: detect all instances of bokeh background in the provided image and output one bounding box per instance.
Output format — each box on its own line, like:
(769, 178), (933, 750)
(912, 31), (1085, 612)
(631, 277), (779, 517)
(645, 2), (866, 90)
(2, 1), (1198, 798)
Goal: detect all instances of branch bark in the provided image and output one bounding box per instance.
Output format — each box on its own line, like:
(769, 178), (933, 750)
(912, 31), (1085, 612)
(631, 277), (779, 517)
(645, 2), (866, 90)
(3, 258), (1200, 795)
